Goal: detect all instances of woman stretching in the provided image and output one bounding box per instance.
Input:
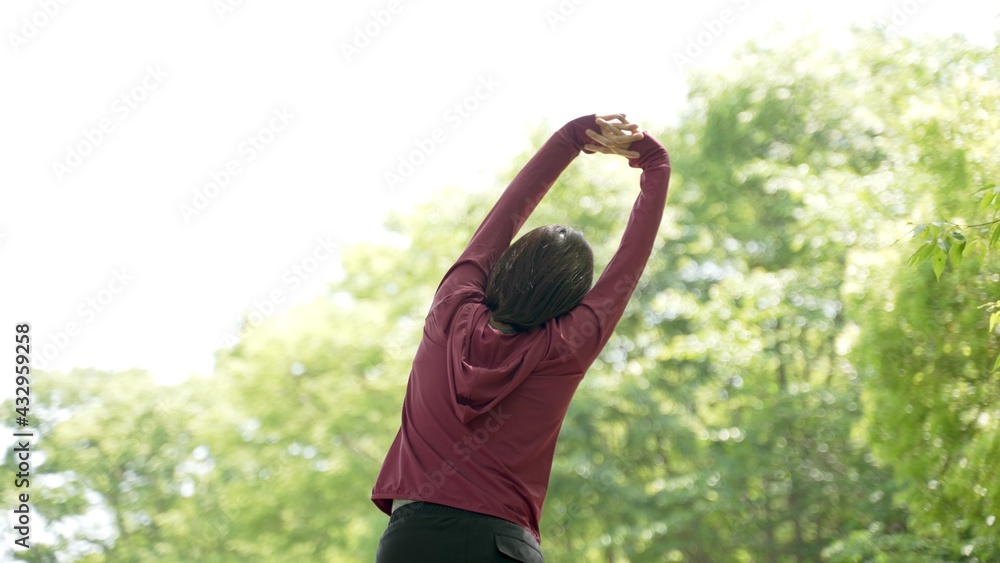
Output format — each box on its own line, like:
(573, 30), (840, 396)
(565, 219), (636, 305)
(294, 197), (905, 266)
(372, 113), (671, 562)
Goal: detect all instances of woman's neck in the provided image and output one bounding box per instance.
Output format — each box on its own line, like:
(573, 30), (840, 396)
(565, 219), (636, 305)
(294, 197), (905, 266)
(488, 315), (516, 334)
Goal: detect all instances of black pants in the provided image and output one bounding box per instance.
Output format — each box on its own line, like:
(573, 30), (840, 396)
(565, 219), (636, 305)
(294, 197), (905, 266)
(375, 502), (544, 562)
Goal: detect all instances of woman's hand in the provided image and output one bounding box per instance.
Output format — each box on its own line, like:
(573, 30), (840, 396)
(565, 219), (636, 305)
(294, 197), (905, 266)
(584, 114), (644, 159)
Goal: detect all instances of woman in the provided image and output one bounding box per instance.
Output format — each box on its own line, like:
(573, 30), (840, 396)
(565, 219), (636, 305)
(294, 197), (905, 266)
(372, 113), (671, 562)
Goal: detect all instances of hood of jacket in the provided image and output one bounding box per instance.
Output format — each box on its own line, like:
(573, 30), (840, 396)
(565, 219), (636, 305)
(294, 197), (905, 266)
(446, 302), (547, 423)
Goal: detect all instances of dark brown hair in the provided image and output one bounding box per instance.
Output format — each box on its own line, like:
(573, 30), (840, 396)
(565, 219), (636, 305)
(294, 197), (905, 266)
(484, 225), (594, 332)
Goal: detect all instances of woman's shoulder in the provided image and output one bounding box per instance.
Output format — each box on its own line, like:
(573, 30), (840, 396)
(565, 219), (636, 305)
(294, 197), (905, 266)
(423, 288), (484, 344)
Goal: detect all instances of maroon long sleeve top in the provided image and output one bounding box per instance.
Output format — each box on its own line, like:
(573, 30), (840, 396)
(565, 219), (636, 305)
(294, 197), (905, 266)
(371, 114), (671, 543)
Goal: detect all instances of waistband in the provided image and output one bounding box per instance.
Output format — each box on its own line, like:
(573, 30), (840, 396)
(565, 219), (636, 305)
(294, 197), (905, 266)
(391, 498), (417, 512)
(388, 501), (538, 544)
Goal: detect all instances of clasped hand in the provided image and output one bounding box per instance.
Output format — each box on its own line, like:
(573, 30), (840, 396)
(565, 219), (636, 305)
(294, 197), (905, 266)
(584, 114), (643, 159)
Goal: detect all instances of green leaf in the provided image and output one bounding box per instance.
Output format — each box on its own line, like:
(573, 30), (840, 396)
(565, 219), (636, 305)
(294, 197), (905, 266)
(993, 353), (1000, 373)
(948, 239), (965, 268)
(931, 249), (946, 280)
(908, 242), (936, 266)
(990, 311), (1000, 333)
(979, 191), (997, 211)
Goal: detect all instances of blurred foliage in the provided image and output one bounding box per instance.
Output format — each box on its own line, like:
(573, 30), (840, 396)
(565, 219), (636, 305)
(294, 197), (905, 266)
(4, 28), (999, 562)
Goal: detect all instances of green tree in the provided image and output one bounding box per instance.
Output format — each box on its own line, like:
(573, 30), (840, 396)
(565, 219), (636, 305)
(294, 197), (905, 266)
(1, 368), (233, 561)
(831, 31), (1000, 562)
(8, 28), (999, 563)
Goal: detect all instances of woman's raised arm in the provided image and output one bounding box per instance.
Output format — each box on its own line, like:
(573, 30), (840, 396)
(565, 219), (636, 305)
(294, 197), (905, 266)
(553, 123), (671, 369)
(434, 114), (632, 296)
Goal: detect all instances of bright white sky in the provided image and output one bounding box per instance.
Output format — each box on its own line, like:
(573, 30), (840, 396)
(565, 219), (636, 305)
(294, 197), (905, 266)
(1, 0), (997, 388)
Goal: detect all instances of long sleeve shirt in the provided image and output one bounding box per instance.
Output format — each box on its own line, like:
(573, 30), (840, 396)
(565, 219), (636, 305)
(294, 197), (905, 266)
(371, 114), (671, 543)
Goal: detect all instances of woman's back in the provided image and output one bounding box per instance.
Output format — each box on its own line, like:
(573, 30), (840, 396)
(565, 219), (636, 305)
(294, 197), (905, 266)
(373, 114), (671, 561)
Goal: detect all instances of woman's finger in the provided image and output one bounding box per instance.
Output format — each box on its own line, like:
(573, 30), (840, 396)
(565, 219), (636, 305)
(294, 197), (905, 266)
(584, 143), (612, 154)
(613, 147), (641, 158)
(586, 129), (615, 147)
(618, 130), (645, 143)
(602, 116), (641, 135)
(586, 144), (638, 158)
(596, 117), (625, 137)
(596, 113), (626, 123)
(599, 115), (639, 131)
(601, 129), (644, 146)
(604, 122), (640, 136)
